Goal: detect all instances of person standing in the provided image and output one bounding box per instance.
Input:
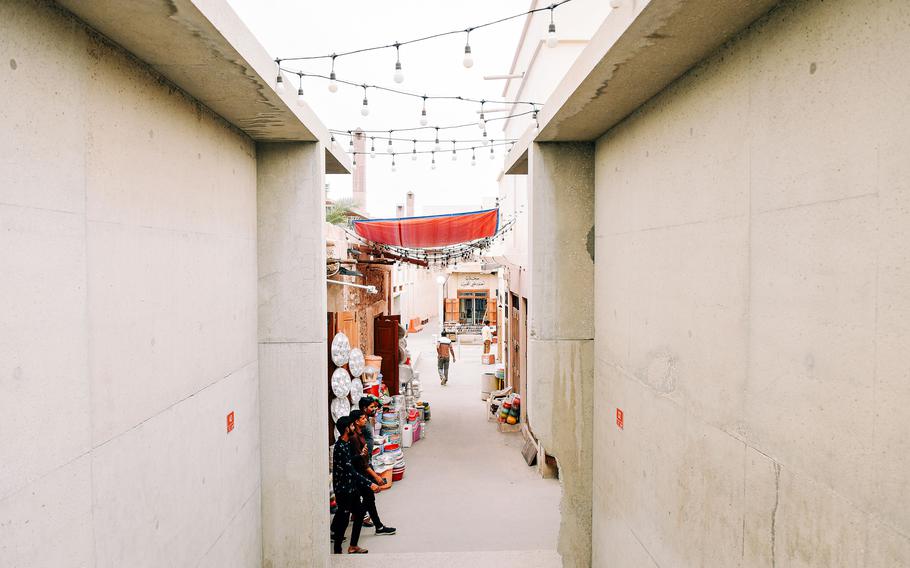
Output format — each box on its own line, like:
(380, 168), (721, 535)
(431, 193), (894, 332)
(481, 320), (493, 355)
(437, 331), (456, 385)
(331, 416), (379, 554)
(349, 409), (396, 535)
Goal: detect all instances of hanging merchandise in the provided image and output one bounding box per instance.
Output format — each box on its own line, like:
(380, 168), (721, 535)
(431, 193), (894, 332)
(331, 332), (351, 366)
(331, 367), (352, 398)
(348, 348), (366, 377)
(349, 378), (364, 405)
(330, 396), (351, 422)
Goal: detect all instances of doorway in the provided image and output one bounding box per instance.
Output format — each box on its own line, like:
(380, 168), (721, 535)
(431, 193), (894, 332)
(458, 289), (488, 325)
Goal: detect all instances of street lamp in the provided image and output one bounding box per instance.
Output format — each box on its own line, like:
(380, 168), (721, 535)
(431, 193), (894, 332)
(436, 274), (447, 332)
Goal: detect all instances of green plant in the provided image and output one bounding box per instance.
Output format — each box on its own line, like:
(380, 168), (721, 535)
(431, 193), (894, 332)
(326, 198), (356, 226)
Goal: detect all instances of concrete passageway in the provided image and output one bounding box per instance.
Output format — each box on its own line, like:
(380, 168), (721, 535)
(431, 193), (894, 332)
(332, 328), (560, 565)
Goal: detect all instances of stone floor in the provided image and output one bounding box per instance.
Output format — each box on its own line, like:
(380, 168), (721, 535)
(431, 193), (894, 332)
(331, 327), (560, 565)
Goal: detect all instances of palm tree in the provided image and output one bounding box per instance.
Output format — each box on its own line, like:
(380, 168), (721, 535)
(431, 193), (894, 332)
(326, 198), (357, 226)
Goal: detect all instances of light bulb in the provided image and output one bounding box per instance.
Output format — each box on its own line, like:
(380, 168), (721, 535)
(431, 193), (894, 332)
(361, 98), (369, 116)
(328, 71), (338, 93)
(452, 151), (457, 161)
(434, 139), (441, 152)
(275, 73), (285, 92)
(412, 151), (417, 161)
(431, 159), (436, 170)
(490, 147), (495, 160)
(420, 109), (428, 126)
(393, 62), (404, 84)
(547, 23), (558, 48)
(297, 88), (305, 106)
(478, 113), (486, 129)
(463, 45), (474, 68)
(387, 139), (393, 154)
(472, 158), (476, 166)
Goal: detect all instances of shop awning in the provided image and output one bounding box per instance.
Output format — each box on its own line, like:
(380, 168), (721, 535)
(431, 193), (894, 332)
(352, 209), (499, 249)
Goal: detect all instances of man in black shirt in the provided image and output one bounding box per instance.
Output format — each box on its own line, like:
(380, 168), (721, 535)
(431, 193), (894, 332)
(331, 416), (379, 554)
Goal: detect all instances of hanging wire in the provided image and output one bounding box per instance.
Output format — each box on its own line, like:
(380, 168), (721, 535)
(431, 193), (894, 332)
(276, 67), (543, 108)
(278, 0), (574, 62)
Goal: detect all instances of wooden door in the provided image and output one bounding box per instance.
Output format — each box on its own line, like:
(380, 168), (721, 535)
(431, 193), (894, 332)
(444, 298), (458, 324)
(486, 298), (497, 326)
(337, 311), (359, 350)
(511, 298), (521, 393)
(374, 314), (401, 395)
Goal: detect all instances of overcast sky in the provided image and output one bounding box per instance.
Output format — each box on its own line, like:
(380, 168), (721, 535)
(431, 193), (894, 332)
(226, 0), (532, 218)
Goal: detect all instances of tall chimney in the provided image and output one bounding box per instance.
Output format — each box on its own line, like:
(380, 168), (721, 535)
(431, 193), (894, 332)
(396, 204), (405, 218)
(405, 191), (415, 217)
(352, 128), (366, 210)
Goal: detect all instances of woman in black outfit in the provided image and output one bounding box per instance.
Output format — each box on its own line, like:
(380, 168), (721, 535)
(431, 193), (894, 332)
(331, 416), (379, 554)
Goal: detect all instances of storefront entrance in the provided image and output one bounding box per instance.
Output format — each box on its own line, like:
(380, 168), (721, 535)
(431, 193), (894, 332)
(458, 289), (488, 325)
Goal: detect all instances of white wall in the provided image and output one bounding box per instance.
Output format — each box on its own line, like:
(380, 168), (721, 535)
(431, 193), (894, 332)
(592, 0), (910, 565)
(1, 2), (260, 565)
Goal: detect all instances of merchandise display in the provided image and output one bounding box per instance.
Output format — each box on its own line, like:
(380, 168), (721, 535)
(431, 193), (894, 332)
(328, 328), (428, 509)
(331, 367), (352, 397)
(331, 332), (351, 367)
(348, 347), (365, 377)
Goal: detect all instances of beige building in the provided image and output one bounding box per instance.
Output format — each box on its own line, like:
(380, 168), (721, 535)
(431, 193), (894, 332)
(503, 0), (910, 566)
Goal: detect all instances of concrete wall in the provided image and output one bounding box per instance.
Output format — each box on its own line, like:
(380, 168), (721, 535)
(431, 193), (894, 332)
(527, 143), (595, 568)
(0, 2), (261, 566)
(257, 143), (329, 568)
(591, 0), (910, 565)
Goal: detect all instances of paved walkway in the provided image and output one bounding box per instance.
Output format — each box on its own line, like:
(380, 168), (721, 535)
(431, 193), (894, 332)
(332, 326), (560, 564)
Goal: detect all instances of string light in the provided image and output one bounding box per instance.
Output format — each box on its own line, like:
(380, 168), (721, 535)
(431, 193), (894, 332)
(280, 0), (573, 64)
(547, 6), (559, 48)
(335, 109), (535, 136)
(471, 148), (476, 166)
(275, 60), (285, 92)
(351, 141), (515, 157)
(334, 129), (515, 145)
(393, 43), (404, 84)
(478, 101), (486, 129)
(391, 154), (397, 172)
(328, 55), (338, 92)
(278, 68), (543, 110)
(434, 128), (441, 151)
(370, 137), (376, 158)
(451, 140), (457, 161)
(387, 131), (394, 154)
(489, 145), (496, 160)
(463, 29), (474, 68)
(296, 73), (305, 106)
(420, 96), (428, 126)
(411, 140), (418, 161)
(360, 85), (370, 116)
(431, 152), (436, 170)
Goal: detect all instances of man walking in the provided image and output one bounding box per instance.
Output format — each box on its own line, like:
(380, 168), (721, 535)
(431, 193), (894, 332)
(437, 331), (455, 385)
(481, 320), (493, 355)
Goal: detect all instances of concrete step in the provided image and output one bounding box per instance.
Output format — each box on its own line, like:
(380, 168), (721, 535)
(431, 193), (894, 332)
(331, 549), (561, 567)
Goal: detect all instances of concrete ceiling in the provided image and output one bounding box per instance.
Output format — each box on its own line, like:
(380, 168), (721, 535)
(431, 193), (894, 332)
(55, 0), (350, 174)
(505, 0), (780, 174)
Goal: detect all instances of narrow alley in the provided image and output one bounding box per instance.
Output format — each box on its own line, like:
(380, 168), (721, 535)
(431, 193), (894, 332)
(333, 327), (561, 566)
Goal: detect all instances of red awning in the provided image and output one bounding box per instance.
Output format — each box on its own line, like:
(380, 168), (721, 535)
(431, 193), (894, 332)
(352, 209), (499, 249)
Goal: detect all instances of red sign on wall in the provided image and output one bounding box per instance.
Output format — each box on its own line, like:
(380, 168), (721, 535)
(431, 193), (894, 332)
(227, 411), (235, 433)
(616, 408), (624, 430)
